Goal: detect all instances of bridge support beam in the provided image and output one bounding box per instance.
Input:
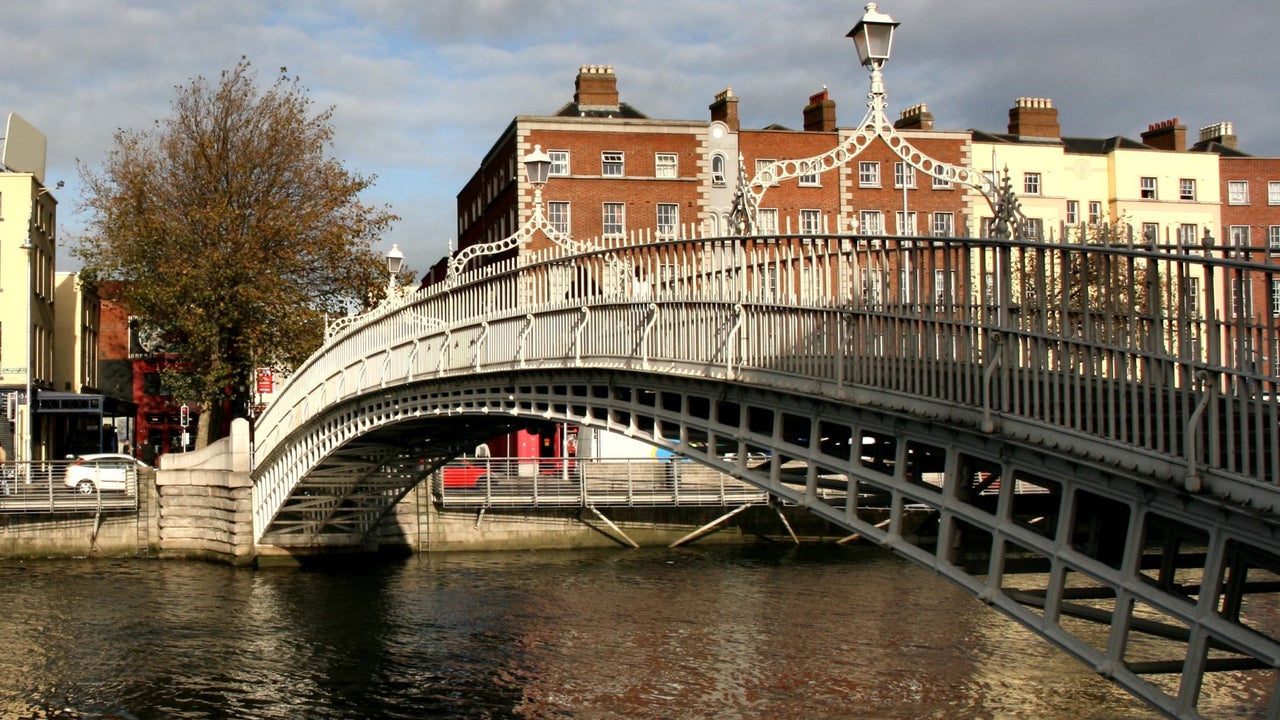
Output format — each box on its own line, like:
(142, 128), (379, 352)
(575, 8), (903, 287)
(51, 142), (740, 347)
(584, 504), (639, 548)
(668, 503), (753, 548)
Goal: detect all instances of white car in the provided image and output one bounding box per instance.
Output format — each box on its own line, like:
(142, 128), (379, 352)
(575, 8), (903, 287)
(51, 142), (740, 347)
(64, 453), (145, 494)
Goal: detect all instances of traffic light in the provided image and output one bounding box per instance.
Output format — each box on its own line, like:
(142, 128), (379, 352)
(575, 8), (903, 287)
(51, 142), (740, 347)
(179, 404), (190, 428)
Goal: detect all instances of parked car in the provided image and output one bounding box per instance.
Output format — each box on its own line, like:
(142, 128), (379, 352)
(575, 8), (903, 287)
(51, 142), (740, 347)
(64, 453), (146, 494)
(442, 459), (490, 489)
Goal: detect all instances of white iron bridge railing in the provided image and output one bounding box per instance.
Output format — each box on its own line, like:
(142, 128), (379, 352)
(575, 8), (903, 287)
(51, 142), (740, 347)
(253, 224), (1280, 513)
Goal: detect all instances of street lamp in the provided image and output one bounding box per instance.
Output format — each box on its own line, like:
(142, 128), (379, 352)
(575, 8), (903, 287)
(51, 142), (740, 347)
(731, 2), (1014, 236)
(847, 3), (899, 70)
(447, 144), (594, 279)
(523, 144), (552, 188)
(385, 243), (404, 297)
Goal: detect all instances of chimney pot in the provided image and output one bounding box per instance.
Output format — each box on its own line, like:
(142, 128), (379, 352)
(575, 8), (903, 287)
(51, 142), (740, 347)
(803, 88), (837, 132)
(894, 102), (934, 131)
(709, 87), (740, 132)
(1198, 121), (1238, 150)
(575, 65), (620, 112)
(1008, 97), (1060, 139)
(1141, 118), (1186, 151)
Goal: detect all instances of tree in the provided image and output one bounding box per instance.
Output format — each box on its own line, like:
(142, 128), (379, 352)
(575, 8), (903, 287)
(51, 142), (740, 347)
(75, 58), (400, 448)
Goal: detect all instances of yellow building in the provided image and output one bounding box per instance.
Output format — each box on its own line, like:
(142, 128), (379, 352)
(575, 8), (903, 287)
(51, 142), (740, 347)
(0, 112), (114, 461)
(1, 114), (58, 461)
(970, 99), (1221, 244)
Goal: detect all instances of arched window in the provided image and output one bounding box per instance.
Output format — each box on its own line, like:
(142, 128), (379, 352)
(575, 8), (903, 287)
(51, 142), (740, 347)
(711, 154), (726, 187)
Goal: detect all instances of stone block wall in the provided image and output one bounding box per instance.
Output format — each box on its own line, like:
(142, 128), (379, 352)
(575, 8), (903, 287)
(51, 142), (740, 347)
(154, 418), (255, 564)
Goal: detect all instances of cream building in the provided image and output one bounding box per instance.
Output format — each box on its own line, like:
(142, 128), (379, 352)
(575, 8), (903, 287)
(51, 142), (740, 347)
(1, 112), (102, 461)
(970, 98), (1221, 243)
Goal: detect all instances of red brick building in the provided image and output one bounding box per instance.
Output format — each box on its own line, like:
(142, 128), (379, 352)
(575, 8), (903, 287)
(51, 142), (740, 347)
(438, 65), (973, 282)
(1196, 123), (1280, 373)
(98, 285), (198, 463)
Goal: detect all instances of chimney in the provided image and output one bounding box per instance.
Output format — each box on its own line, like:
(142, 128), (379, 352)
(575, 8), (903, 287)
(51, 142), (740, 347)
(803, 88), (837, 132)
(1141, 118), (1186, 151)
(894, 103), (934, 131)
(709, 87), (740, 132)
(574, 65), (619, 112)
(1008, 97), (1060, 139)
(1198, 121), (1239, 151)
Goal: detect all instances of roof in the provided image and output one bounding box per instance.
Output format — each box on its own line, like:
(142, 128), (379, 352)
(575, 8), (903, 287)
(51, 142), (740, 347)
(970, 129), (1161, 155)
(552, 101), (649, 119)
(1190, 141), (1252, 158)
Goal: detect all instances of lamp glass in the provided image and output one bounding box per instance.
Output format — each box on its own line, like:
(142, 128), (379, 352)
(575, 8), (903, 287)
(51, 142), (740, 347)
(386, 244), (404, 275)
(847, 4), (899, 67)
(523, 145), (552, 186)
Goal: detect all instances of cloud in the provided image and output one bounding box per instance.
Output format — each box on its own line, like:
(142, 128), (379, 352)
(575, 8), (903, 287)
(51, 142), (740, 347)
(3, 0), (1276, 272)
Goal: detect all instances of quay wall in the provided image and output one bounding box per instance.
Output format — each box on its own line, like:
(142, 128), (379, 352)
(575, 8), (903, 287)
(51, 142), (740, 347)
(1, 420), (839, 564)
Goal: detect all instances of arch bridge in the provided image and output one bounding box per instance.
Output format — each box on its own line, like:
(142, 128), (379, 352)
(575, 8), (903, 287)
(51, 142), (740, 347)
(252, 226), (1280, 719)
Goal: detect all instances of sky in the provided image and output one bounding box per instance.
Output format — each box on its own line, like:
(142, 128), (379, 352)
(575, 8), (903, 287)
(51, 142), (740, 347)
(2, 0), (1277, 273)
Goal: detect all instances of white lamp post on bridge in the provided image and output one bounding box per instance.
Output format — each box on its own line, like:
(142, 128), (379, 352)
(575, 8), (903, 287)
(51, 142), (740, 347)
(731, 2), (1021, 237)
(385, 243), (404, 297)
(447, 145), (578, 280)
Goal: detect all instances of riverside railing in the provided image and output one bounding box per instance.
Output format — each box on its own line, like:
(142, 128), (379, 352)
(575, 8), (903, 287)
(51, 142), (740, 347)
(432, 457), (770, 509)
(0, 460), (140, 514)
(253, 223), (1279, 510)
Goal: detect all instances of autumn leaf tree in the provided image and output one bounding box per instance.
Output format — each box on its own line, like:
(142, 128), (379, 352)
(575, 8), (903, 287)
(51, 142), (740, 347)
(75, 58), (400, 448)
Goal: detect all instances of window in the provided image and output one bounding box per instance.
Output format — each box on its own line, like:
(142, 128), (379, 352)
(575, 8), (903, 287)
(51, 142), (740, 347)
(1179, 223), (1198, 246)
(1230, 225), (1251, 247)
(1088, 201), (1102, 224)
(1270, 181), (1280, 205)
(800, 209), (822, 234)
(548, 201), (571, 234)
(1140, 177), (1157, 199)
(1185, 276), (1201, 318)
(1066, 200), (1079, 225)
(757, 208), (779, 234)
(980, 217), (996, 237)
(602, 151), (624, 176)
(549, 150), (569, 176)
(711, 154), (726, 186)
(934, 269), (956, 305)
(1024, 172), (1041, 196)
(861, 268), (887, 305)
(932, 173), (951, 189)
(655, 153), (677, 179)
(657, 203), (679, 236)
(1273, 280), (1280, 317)
(1228, 180), (1249, 205)
(1023, 218), (1044, 240)
(755, 158), (777, 185)
(858, 162), (880, 188)
(859, 210), (883, 234)
(895, 211), (917, 235)
(1231, 277), (1254, 318)
(894, 162), (916, 189)
(1180, 178), (1196, 201)
(1142, 223), (1159, 243)
(799, 161), (820, 186)
(932, 212), (954, 236)
(602, 202), (625, 237)
(1270, 226), (1280, 254)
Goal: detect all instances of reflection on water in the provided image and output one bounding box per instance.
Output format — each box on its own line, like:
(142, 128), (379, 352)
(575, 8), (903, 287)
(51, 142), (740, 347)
(0, 545), (1263, 718)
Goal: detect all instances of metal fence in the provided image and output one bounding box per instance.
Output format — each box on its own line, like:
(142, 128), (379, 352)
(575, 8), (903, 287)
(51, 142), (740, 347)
(255, 223), (1280, 517)
(0, 461), (140, 514)
(434, 457), (770, 509)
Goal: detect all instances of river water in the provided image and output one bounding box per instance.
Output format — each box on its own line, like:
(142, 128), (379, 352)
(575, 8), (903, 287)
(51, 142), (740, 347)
(0, 544), (1265, 719)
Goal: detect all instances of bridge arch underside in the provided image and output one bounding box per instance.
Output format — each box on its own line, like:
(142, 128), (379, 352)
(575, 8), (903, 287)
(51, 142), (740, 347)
(254, 368), (1280, 716)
